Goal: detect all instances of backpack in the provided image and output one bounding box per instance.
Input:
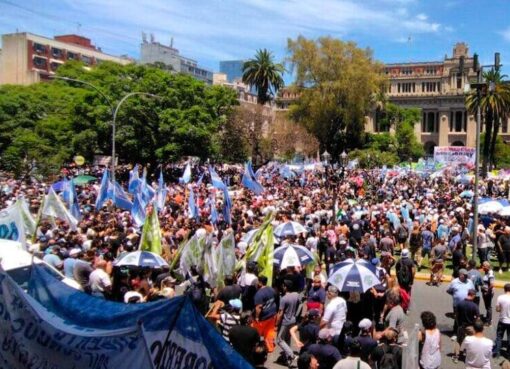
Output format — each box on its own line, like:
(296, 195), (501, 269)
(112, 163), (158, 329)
(379, 344), (399, 369)
(397, 260), (411, 285)
(397, 226), (408, 240)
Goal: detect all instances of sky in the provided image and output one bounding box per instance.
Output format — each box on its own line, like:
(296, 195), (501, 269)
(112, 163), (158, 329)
(1, 0), (509, 80)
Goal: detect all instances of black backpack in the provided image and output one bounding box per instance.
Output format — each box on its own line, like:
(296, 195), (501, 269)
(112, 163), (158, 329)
(379, 344), (399, 369)
(397, 260), (411, 285)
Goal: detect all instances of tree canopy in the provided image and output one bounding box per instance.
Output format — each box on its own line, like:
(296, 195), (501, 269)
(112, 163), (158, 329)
(0, 61), (239, 177)
(286, 36), (387, 160)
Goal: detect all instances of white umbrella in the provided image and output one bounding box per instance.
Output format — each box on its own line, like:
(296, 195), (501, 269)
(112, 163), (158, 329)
(478, 201), (504, 215)
(114, 251), (168, 268)
(273, 244), (314, 269)
(241, 229), (259, 245)
(500, 206), (510, 217)
(328, 258), (379, 293)
(274, 221), (307, 238)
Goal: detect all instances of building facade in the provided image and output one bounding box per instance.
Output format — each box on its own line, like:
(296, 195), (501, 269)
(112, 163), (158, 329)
(366, 42), (510, 154)
(0, 32), (131, 85)
(140, 35), (213, 84)
(277, 43), (510, 153)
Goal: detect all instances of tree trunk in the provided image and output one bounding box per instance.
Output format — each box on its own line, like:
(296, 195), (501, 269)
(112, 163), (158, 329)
(489, 114), (500, 170)
(482, 108), (493, 178)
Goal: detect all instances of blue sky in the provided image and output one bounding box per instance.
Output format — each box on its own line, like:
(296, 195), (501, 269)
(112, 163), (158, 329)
(1, 0), (509, 80)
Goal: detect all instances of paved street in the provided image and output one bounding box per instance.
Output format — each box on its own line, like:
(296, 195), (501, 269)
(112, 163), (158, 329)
(267, 281), (507, 369)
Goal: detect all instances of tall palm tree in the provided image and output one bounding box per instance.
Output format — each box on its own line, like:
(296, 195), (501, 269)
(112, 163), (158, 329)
(242, 49), (285, 105)
(466, 69), (510, 174)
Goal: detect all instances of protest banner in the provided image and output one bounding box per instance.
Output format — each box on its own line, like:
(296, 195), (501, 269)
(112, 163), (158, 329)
(433, 146), (476, 166)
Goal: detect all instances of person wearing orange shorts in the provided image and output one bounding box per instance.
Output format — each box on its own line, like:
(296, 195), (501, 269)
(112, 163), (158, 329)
(252, 275), (278, 352)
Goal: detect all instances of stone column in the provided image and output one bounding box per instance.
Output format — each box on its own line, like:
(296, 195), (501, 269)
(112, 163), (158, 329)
(438, 111), (450, 146)
(466, 114), (476, 147)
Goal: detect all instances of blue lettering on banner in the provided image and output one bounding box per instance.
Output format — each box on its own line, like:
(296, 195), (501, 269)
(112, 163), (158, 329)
(0, 222), (19, 241)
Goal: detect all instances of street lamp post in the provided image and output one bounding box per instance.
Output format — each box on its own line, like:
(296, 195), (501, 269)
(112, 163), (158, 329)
(467, 52), (500, 261)
(50, 76), (159, 186)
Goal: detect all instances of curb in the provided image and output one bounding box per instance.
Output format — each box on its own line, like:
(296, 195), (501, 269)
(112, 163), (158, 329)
(392, 271), (507, 289)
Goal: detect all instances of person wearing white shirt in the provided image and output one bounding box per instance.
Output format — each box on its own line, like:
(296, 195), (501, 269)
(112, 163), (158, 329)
(494, 283), (510, 358)
(460, 319), (493, 369)
(88, 260), (112, 299)
(321, 286), (347, 337)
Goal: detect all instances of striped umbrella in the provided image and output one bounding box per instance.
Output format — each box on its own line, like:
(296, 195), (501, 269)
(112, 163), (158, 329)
(114, 251), (168, 268)
(273, 244), (314, 269)
(328, 258), (379, 293)
(274, 221), (307, 238)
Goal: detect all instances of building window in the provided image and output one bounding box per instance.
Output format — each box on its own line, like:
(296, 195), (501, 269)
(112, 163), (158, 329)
(455, 111), (463, 132)
(50, 62), (61, 71)
(401, 68), (413, 75)
(456, 74), (462, 89)
(375, 109), (389, 132)
(33, 43), (47, 54)
(502, 118), (508, 133)
(67, 52), (77, 60)
(427, 112), (435, 132)
(33, 56), (47, 70)
(398, 83), (401, 93)
(81, 55), (92, 65)
(51, 47), (63, 59)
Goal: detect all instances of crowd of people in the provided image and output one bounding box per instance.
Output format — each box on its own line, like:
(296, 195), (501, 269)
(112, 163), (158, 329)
(2, 161), (510, 368)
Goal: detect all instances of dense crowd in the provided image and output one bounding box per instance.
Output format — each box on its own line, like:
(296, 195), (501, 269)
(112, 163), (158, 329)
(2, 161), (510, 369)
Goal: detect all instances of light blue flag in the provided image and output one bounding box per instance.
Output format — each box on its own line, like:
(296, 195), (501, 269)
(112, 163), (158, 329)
(107, 181), (133, 211)
(209, 166), (227, 190)
(300, 170), (306, 187)
(156, 169), (167, 212)
(181, 163), (192, 184)
(62, 179), (81, 221)
(247, 161), (257, 180)
(131, 193), (146, 227)
(128, 164), (141, 194)
(209, 194), (218, 225)
(141, 168), (155, 204)
(94, 170), (110, 211)
(222, 187), (232, 224)
(188, 189), (199, 220)
(196, 172), (205, 187)
(241, 163), (264, 195)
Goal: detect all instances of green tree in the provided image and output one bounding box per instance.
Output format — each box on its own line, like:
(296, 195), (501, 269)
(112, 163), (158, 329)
(466, 69), (510, 175)
(242, 49), (285, 105)
(0, 61), (239, 178)
(286, 36), (387, 159)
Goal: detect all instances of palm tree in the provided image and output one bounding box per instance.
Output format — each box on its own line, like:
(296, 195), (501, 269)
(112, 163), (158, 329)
(242, 49), (285, 105)
(466, 69), (510, 174)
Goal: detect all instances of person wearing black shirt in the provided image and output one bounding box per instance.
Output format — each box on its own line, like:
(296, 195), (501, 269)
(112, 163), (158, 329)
(229, 312), (261, 366)
(216, 275), (242, 304)
(453, 289), (479, 362)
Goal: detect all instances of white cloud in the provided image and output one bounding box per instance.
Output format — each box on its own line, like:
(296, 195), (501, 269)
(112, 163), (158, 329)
(2, 0), (446, 69)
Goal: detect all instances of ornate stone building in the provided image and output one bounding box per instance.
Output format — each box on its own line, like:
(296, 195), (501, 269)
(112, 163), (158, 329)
(367, 42), (510, 154)
(277, 43), (510, 155)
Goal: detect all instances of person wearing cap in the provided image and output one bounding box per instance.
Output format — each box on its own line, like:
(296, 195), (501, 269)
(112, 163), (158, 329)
(63, 248), (81, 279)
(305, 328), (341, 369)
(276, 280), (300, 366)
(395, 249), (415, 295)
(370, 257), (389, 323)
(356, 318), (377, 364)
(207, 298), (242, 343)
(321, 286), (347, 338)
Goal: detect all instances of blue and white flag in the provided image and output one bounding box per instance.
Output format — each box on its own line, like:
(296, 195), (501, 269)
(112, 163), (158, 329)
(95, 170), (110, 210)
(42, 188), (78, 230)
(62, 179), (81, 221)
(156, 169), (167, 212)
(209, 194), (219, 225)
(247, 161), (257, 180)
(188, 189), (199, 220)
(241, 163), (264, 195)
(222, 187), (232, 225)
(180, 163), (192, 184)
(141, 168), (155, 204)
(107, 181), (133, 211)
(131, 193), (146, 227)
(208, 166), (226, 191)
(128, 164), (142, 194)
(196, 171), (205, 187)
